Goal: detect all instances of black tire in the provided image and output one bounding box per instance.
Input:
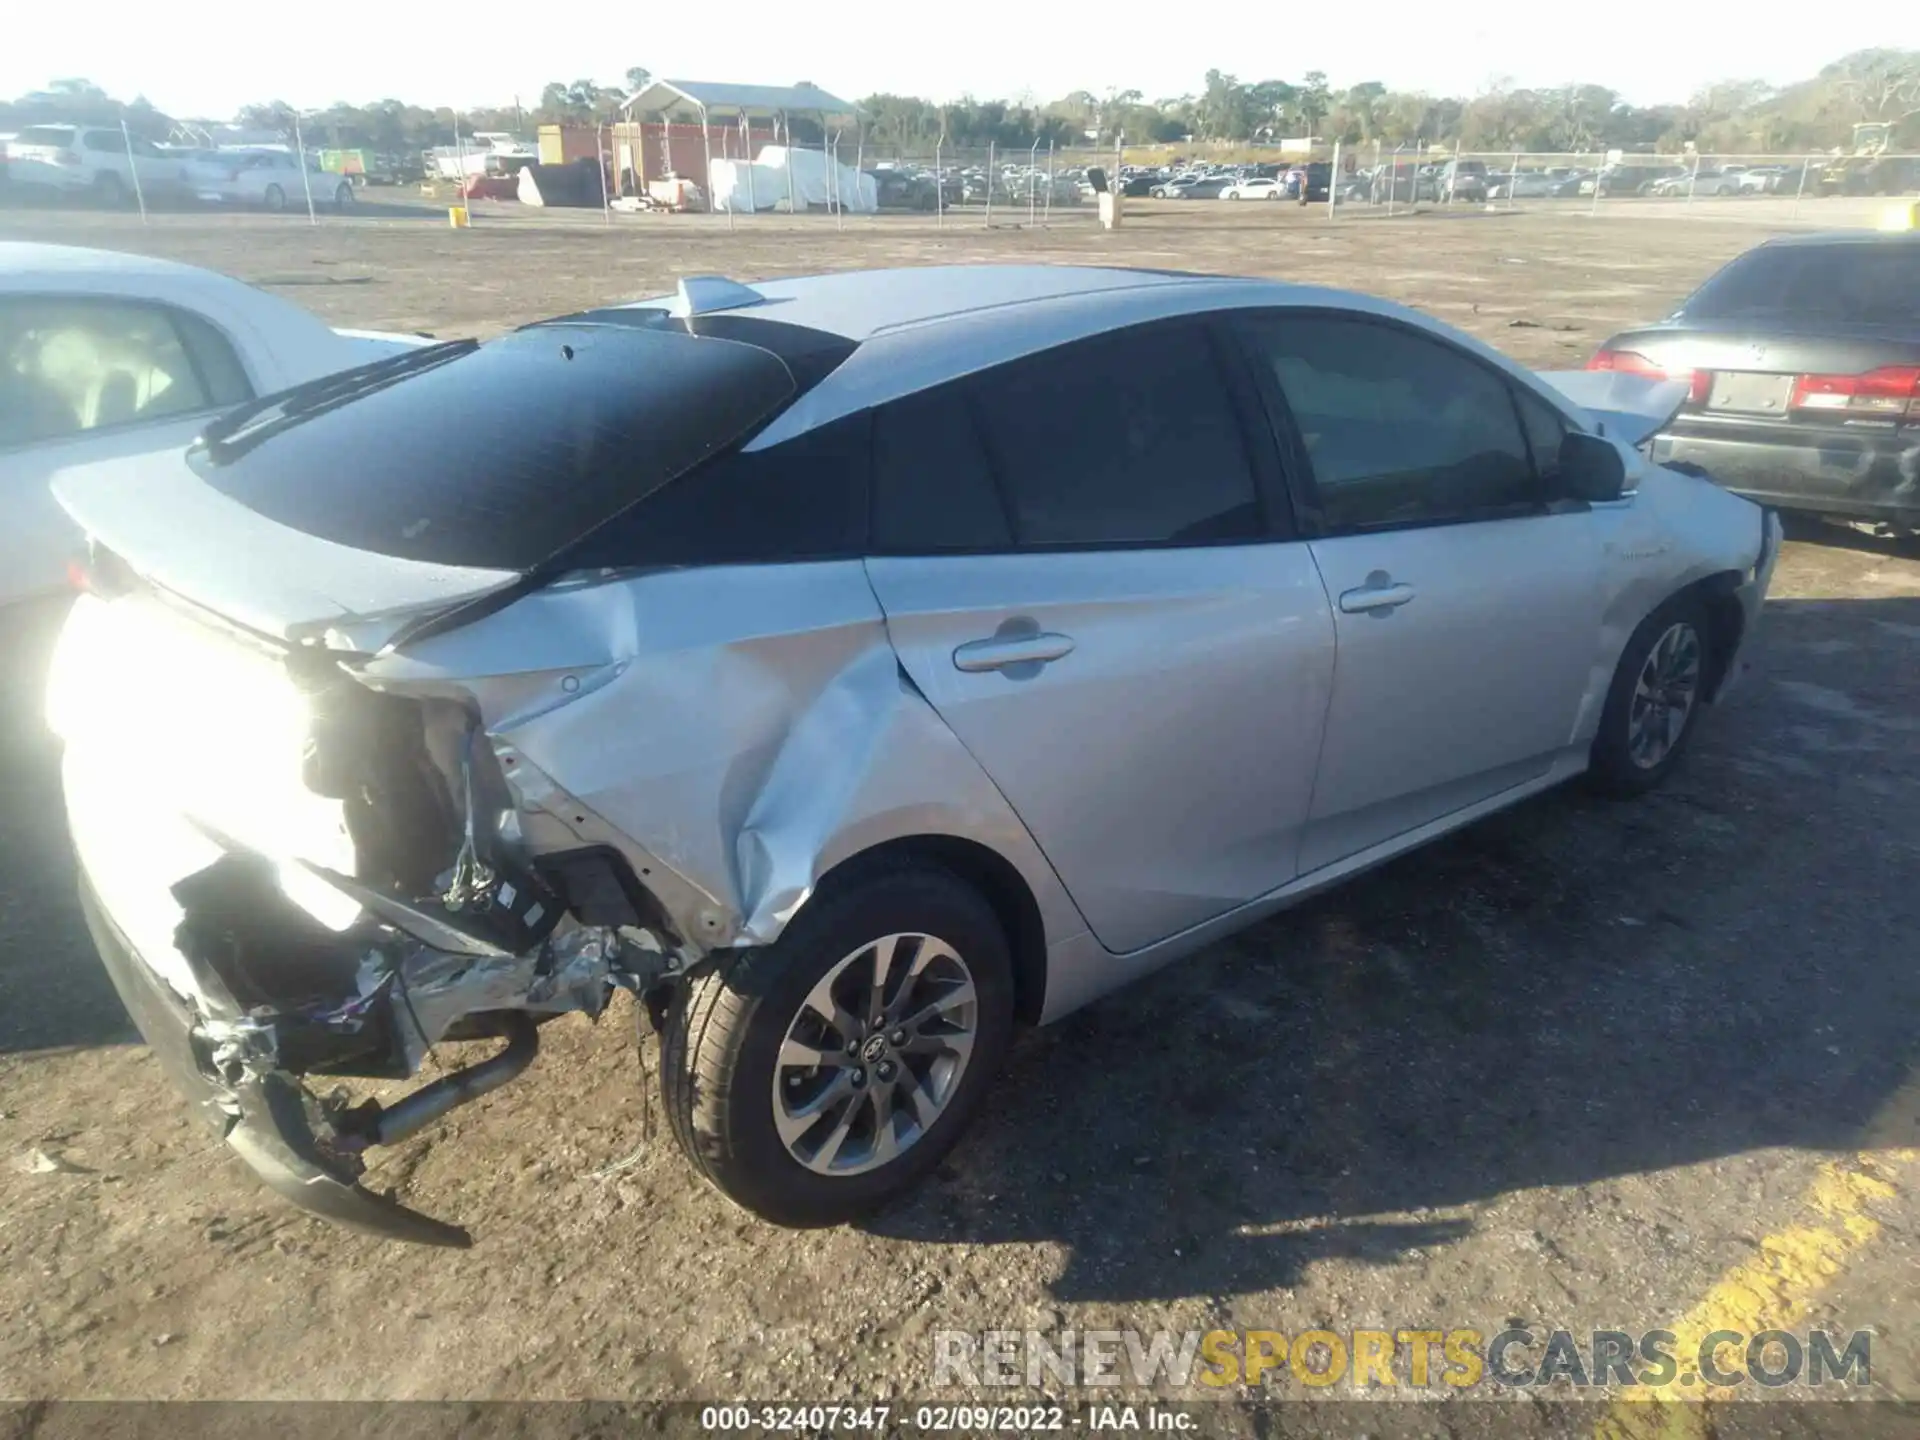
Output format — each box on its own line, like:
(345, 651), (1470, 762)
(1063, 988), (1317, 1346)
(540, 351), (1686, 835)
(263, 183), (286, 213)
(1587, 594), (1715, 797)
(662, 863), (1015, 1226)
(334, 182), (354, 210)
(94, 171), (125, 208)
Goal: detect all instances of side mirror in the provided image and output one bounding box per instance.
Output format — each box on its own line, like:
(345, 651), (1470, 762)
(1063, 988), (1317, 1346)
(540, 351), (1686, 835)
(1559, 431), (1627, 503)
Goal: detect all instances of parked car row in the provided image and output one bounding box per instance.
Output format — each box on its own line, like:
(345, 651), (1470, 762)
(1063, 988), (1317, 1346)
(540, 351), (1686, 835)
(848, 152), (1915, 214)
(2, 126), (356, 211)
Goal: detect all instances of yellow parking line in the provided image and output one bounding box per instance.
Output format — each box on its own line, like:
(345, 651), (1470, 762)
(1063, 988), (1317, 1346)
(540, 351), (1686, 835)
(1594, 1069), (1919, 1440)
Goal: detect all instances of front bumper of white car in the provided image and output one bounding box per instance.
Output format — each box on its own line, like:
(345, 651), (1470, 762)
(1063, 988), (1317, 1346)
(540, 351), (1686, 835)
(1716, 506), (1784, 702)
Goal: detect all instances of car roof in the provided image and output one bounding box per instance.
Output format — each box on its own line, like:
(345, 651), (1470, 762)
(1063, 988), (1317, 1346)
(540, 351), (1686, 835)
(1759, 230), (1920, 250)
(0, 241), (242, 288)
(717, 263), (1590, 451)
(0, 242), (348, 374)
(623, 265), (1205, 343)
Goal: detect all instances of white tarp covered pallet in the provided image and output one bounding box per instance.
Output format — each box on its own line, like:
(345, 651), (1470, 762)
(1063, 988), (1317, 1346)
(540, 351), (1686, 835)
(708, 146), (878, 213)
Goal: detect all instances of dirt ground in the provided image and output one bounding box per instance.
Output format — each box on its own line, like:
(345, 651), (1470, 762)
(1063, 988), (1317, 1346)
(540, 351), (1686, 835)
(1, 198), (1917, 1417)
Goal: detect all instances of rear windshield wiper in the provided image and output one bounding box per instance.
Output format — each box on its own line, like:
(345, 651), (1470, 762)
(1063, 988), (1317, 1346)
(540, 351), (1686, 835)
(198, 339), (480, 464)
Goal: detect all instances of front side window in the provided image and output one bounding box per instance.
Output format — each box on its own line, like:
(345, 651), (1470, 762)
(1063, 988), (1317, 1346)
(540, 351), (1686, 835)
(0, 297), (248, 450)
(1513, 385), (1570, 485)
(1237, 313), (1538, 532)
(968, 321), (1263, 547)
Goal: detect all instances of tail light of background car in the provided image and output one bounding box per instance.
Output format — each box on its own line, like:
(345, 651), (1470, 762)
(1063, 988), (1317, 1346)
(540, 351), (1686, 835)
(1788, 366), (1920, 423)
(1586, 348), (1712, 405)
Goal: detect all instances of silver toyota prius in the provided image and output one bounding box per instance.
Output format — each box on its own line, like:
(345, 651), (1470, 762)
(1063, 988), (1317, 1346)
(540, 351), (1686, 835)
(44, 265), (1781, 1245)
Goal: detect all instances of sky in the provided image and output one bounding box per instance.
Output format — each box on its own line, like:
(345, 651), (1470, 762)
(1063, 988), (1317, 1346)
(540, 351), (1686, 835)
(8, 0), (1917, 120)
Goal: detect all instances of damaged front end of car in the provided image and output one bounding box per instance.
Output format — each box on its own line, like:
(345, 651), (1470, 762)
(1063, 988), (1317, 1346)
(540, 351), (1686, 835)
(50, 588), (695, 1247)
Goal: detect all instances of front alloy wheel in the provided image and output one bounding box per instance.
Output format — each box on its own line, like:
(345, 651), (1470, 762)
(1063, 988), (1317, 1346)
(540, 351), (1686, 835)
(1628, 622), (1702, 770)
(1589, 595), (1715, 796)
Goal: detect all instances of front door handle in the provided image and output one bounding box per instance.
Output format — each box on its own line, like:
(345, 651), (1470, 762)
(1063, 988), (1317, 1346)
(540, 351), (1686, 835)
(1338, 581), (1416, 614)
(952, 632), (1076, 673)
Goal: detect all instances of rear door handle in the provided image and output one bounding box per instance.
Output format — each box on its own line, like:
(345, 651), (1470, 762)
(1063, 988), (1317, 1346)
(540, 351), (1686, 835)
(952, 632), (1076, 673)
(1338, 582), (1416, 614)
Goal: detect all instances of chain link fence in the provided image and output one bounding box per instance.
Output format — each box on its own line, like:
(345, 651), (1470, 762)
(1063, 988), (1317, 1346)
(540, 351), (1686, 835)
(1104, 141), (1919, 223)
(14, 123), (1912, 239)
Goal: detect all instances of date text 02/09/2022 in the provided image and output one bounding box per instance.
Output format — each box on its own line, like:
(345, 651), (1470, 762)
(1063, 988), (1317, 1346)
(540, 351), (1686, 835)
(698, 1403), (1201, 1432)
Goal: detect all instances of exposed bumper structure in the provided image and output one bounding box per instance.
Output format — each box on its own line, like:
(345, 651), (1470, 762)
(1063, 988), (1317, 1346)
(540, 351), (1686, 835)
(76, 870), (509, 1246)
(50, 582), (644, 1244)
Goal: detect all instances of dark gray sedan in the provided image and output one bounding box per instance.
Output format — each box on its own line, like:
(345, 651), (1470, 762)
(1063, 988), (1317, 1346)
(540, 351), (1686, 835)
(1589, 232), (1920, 536)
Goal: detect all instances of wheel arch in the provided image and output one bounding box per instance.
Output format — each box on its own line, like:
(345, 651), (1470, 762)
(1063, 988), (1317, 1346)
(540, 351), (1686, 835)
(804, 835), (1050, 1026)
(1673, 569), (1747, 701)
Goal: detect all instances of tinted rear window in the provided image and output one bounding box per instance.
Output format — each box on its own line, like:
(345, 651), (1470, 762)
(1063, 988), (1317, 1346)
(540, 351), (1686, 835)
(1681, 243), (1920, 326)
(188, 324), (798, 570)
(17, 127), (77, 146)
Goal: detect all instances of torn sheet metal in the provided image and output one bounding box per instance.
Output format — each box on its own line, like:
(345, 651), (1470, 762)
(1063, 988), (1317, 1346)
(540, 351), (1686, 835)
(371, 559), (1088, 959)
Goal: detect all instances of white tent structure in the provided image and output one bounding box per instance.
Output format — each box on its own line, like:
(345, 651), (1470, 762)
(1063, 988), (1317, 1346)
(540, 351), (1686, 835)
(619, 79), (864, 224)
(710, 146), (877, 213)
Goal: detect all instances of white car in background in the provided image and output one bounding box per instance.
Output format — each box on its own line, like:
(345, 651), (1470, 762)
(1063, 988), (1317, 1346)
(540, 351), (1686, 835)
(1487, 171), (1557, 200)
(188, 149), (357, 212)
(1738, 165), (1788, 193)
(1221, 177), (1285, 200)
(1, 243), (430, 615)
(3, 125), (190, 207)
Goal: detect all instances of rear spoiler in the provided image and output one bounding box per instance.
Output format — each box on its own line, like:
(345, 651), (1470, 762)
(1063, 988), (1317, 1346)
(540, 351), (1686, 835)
(1535, 371), (1690, 449)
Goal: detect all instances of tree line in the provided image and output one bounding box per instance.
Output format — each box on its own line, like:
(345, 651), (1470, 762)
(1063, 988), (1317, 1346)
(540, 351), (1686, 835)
(6, 51), (1916, 159)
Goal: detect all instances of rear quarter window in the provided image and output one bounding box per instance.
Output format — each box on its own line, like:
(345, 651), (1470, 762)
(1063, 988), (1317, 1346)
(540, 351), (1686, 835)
(567, 411), (872, 569)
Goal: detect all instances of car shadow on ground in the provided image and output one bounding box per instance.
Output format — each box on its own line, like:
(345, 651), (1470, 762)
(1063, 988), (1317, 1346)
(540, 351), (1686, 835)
(864, 592), (1920, 1302)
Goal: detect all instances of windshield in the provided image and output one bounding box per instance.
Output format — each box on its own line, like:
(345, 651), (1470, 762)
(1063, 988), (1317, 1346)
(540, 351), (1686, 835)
(1681, 243), (1920, 326)
(187, 324), (798, 570)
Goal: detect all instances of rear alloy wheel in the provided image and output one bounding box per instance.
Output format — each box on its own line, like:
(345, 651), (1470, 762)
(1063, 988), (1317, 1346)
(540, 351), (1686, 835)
(263, 183), (286, 212)
(1588, 596), (1713, 796)
(662, 864), (1014, 1226)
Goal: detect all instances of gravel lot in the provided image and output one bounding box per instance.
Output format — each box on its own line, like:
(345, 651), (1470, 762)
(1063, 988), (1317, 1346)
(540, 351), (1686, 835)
(1, 197), (1915, 1419)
